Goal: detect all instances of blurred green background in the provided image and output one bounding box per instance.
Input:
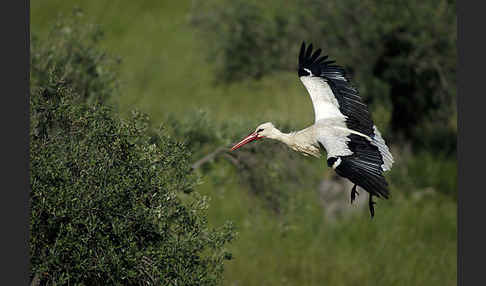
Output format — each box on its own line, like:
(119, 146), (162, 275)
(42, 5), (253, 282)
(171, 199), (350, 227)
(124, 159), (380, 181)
(31, 0), (457, 285)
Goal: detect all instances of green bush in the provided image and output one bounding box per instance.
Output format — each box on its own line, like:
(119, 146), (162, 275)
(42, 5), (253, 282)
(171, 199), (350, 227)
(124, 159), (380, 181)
(31, 9), (120, 105)
(388, 147), (457, 198)
(189, 1), (291, 83)
(30, 15), (235, 285)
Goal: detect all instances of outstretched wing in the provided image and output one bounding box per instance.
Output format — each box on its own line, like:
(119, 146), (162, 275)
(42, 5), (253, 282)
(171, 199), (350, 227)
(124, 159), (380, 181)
(298, 42), (374, 137)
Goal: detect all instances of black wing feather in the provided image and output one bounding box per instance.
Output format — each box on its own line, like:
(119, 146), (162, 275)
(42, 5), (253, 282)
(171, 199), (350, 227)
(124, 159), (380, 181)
(299, 42), (306, 64)
(315, 55), (328, 65)
(310, 48), (322, 63)
(305, 43), (314, 58)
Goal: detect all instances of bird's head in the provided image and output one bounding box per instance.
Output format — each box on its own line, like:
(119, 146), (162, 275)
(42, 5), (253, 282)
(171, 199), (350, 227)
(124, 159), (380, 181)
(230, 122), (277, 151)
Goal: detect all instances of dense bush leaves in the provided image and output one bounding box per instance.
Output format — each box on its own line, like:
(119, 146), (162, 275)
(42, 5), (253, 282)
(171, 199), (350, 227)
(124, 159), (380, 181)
(30, 15), (234, 285)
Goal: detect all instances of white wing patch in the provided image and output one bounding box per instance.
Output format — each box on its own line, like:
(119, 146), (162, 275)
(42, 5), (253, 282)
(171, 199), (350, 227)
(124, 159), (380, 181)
(300, 76), (345, 122)
(332, 157), (342, 169)
(303, 68), (313, 76)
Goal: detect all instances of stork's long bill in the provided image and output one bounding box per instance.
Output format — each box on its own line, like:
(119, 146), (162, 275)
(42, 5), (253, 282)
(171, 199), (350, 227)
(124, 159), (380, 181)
(228, 41), (394, 218)
(230, 132), (263, 151)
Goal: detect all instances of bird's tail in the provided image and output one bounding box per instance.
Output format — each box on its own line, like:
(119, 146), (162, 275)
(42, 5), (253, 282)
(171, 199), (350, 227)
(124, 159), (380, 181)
(371, 126), (394, 172)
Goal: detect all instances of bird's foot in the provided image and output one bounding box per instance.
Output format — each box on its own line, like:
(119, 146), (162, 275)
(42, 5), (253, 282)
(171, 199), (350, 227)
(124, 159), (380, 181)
(369, 194), (376, 218)
(350, 184), (359, 204)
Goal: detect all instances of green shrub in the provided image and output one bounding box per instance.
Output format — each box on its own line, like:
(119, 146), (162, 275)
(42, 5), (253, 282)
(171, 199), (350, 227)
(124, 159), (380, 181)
(189, 1), (290, 83)
(388, 147), (457, 198)
(30, 15), (235, 285)
(31, 8), (120, 105)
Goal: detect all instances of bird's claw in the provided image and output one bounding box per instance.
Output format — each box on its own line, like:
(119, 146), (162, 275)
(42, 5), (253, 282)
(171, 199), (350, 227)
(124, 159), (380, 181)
(368, 195), (376, 218)
(350, 184), (359, 204)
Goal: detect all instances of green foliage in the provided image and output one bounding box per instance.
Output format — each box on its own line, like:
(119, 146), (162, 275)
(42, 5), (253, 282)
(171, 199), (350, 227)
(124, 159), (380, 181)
(189, 0), (290, 82)
(165, 110), (225, 158)
(30, 17), (235, 285)
(190, 0), (457, 153)
(31, 8), (120, 105)
(389, 147), (457, 198)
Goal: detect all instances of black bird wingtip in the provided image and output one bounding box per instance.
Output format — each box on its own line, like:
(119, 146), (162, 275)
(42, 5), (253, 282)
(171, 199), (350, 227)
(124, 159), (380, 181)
(298, 41), (334, 71)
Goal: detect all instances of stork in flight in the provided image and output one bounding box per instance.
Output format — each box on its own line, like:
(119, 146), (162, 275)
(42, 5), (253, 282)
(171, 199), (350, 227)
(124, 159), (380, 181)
(231, 42), (394, 218)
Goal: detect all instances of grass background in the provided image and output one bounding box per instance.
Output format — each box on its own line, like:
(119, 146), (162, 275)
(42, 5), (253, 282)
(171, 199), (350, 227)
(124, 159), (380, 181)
(31, 1), (456, 285)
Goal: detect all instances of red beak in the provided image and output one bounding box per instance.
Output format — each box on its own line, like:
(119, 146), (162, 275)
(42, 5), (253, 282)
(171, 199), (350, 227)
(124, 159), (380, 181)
(230, 132), (263, 151)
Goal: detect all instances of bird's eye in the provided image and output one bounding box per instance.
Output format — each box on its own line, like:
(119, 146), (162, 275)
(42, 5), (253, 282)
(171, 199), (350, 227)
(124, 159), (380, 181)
(257, 128), (264, 133)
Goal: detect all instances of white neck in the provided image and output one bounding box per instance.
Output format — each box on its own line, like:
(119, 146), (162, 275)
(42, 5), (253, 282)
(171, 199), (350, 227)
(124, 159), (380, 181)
(268, 125), (321, 157)
(269, 127), (293, 145)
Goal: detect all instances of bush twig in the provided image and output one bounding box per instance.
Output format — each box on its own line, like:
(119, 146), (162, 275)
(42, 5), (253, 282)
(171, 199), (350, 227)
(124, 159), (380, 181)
(191, 146), (230, 169)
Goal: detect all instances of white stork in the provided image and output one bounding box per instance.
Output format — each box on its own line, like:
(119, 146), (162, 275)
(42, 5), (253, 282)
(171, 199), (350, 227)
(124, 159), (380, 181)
(231, 42), (394, 218)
